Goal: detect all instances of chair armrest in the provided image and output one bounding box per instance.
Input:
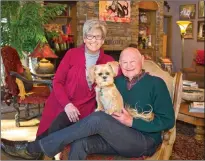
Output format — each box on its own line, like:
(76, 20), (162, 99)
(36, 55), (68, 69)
(163, 126), (176, 141)
(162, 126), (176, 145)
(10, 71), (53, 91)
(163, 130), (171, 141)
(30, 72), (54, 79)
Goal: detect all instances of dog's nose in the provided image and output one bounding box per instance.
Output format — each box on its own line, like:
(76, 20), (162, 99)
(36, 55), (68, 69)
(103, 76), (107, 80)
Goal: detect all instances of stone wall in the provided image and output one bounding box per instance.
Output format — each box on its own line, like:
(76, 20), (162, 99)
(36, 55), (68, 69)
(76, 0), (164, 57)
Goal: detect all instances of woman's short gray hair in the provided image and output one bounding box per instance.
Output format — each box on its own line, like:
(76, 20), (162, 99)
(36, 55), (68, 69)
(83, 19), (107, 39)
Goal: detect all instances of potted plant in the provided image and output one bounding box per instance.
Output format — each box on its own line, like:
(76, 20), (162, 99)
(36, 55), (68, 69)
(1, 1), (66, 59)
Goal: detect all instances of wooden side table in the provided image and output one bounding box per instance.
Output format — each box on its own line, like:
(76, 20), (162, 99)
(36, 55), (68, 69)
(177, 102), (205, 141)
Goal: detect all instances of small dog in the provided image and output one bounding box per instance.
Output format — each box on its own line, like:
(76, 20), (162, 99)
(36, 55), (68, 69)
(88, 61), (154, 121)
(88, 61), (123, 115)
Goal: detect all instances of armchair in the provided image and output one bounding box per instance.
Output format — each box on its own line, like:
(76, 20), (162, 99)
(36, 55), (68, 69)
(1, 46), (53, 127)
(182, 50), (204, 88)
(59, 60), (183, 160)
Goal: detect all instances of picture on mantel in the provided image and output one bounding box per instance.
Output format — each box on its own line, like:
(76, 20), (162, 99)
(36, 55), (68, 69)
(99, 0), (131, 23)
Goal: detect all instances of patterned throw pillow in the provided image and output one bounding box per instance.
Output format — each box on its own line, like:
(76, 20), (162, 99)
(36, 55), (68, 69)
(21, 66), (33, 92)
(195, 50), (204, 65)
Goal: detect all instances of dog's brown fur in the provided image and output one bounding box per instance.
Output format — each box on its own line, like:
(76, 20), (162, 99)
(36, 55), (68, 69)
(88, 61), (154, 121)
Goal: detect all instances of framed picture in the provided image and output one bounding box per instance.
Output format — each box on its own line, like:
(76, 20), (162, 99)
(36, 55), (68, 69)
(198, 0), (205, 18)
(184, 22), (194, 39)
(179, 4), (196, 19)
(197, 21), (205, 41)
(99, 0), (131, 23)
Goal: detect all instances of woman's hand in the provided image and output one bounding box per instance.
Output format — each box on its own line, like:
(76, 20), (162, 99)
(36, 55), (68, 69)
(112, 108), (133, 127)
(64, 103), (81, 122)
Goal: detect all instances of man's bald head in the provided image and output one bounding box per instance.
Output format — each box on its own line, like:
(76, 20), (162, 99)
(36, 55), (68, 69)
(119, 47), (144, 80)
(120, 47), (142, 61)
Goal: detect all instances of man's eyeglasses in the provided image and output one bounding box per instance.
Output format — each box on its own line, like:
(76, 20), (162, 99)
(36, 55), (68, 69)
(86, 34), (103, 40)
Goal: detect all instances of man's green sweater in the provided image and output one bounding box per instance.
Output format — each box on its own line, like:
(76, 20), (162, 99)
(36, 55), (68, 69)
(115, 74), (175, 145)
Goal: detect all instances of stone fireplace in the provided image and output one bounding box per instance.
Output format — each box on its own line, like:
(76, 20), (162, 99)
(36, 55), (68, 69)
(76, 0), (164, 58)
(105, 50), (121, 61)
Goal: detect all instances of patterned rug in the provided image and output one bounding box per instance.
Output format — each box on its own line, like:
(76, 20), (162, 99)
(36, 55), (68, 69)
(172, 121), (205, 160)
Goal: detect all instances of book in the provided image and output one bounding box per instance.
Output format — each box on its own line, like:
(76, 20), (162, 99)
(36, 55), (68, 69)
(183, 80), (196, 85)
(193, 102), (204, 107)
(183, 84), (198, 88)
(189, 102), (205, 113)
(183, 80), (197, 87)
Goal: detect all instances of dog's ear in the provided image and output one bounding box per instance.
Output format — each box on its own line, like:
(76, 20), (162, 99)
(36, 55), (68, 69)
(107, 61), (119, 77)
(88, 65), (96, 84)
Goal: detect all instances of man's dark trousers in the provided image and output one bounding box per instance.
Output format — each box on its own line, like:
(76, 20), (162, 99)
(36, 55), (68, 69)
(39, 112), (157, 159)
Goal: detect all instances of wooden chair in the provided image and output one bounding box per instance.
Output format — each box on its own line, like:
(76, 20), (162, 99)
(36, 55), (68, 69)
(1, 46), (53, 127)
(59, 60), (183, 160)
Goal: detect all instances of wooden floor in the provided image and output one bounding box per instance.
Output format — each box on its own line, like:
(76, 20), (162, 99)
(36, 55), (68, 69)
(1, 103), (42, 160)
(1, 105), (56, 160)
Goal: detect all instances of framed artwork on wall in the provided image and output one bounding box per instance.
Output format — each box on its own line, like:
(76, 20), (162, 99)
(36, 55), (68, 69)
(99, 0), (131, 23)
(179, 4), (196, 20)
(198, 0), (205, 18)
(184, 22), (193, 39)
(197, 21), (205, 41)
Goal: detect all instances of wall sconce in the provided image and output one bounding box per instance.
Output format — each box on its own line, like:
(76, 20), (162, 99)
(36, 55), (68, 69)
(176, 21), (192, 69)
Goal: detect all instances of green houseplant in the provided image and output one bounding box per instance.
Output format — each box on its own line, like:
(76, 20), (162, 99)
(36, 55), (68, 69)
(1, 0), (65, 58)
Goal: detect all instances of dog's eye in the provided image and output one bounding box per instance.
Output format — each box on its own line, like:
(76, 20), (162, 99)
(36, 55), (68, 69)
(98, 73), (103, 76)
(106, 72), (110, 75)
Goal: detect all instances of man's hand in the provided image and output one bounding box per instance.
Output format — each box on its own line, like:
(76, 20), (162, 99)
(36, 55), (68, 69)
(64, 103), (80, 122)
(112, 108), (133, 127)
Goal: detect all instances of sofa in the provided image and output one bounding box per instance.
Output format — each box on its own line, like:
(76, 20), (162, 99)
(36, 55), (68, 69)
(182, 50), (204, 88)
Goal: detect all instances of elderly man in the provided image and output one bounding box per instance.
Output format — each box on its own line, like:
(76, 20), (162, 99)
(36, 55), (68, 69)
(1, 47), (175, 160)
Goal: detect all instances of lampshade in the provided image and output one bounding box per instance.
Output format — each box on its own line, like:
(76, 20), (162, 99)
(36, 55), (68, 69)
(176, 21), (192, 35)
(29, 43), (58, 58)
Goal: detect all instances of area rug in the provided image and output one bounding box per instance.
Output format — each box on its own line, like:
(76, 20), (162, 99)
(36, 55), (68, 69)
(172, 121), (205, 160)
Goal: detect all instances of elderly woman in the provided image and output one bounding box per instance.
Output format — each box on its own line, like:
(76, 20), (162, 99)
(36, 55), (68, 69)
(35, 19), (114, 139)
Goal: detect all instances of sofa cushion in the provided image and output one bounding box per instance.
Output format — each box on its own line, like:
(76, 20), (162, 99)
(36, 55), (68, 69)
(195, 50), (204, 65)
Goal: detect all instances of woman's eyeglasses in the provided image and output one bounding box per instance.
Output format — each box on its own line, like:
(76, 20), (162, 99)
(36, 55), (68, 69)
(86, 34), (103, 40)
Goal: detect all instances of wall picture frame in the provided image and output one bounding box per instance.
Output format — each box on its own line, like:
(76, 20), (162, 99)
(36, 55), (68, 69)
(184, 22), (194, 39)
(197, 21), (205, 41)
(198, 0), (205, 18)
(99, 1), (131, 23)
(179, 4), (196, 20)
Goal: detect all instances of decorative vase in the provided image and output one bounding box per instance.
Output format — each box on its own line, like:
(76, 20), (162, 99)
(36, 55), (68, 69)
(35, 58), (55, 74)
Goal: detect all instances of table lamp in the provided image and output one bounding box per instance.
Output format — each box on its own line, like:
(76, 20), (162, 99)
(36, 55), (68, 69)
(29, 43), (58, 74)
(176, 21), (192, 69)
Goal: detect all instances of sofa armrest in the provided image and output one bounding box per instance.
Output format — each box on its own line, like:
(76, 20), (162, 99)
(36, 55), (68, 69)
(181, 67), (196, 73)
